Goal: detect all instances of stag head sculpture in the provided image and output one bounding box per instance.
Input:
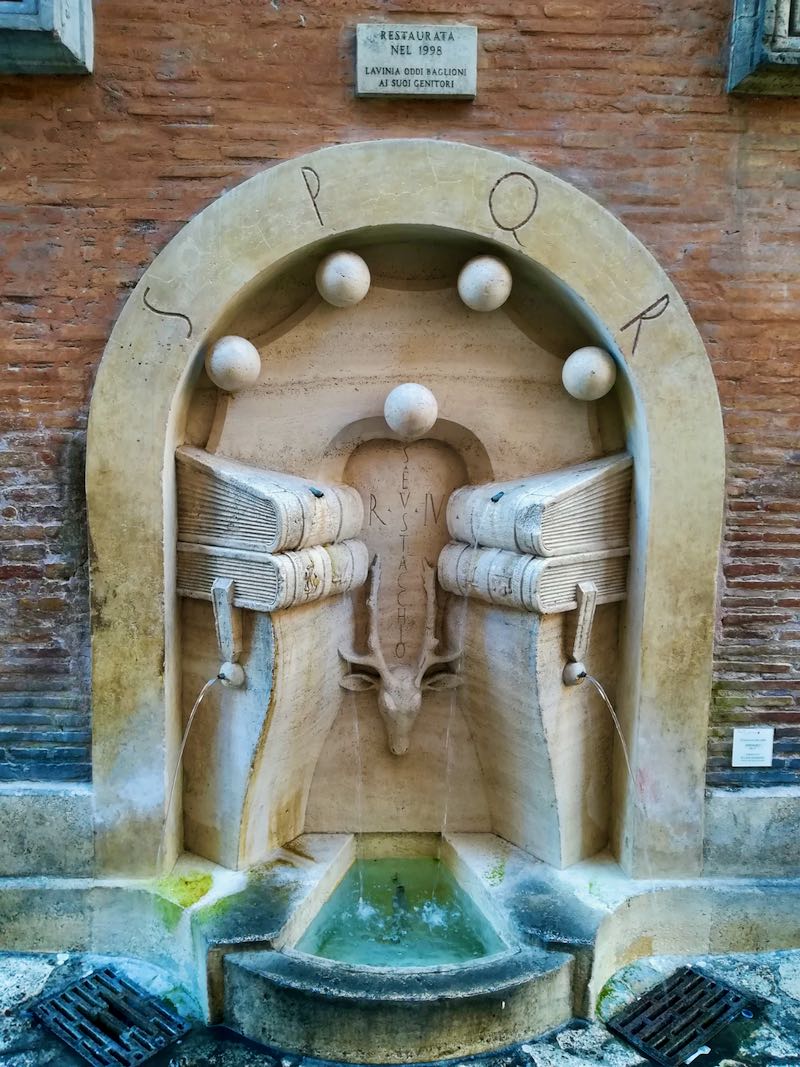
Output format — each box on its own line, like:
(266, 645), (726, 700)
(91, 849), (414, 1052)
(339, 556), (462, 755)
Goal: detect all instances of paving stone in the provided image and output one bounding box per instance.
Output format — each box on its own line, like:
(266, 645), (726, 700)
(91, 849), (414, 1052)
(554, 1023), (645, 1063)
(0, 956), (55, 1015)
(778, 956), (800, 1004)
(2, 949), (800, 1066)
(521, 1044), (577, 1067)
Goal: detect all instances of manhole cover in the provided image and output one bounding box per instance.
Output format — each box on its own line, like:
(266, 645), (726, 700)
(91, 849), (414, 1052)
(31, 966), (191, 1066)
(607, 966), (755, 1066)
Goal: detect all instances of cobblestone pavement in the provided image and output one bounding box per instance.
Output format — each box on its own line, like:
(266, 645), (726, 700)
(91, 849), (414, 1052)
(1, 951), (798, 1066)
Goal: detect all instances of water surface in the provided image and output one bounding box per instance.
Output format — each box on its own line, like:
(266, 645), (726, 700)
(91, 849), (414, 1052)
(296, 857), (505, 968)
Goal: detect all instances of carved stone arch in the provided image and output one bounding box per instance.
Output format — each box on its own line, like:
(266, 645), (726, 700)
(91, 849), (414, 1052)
(87, 139), (724, 876)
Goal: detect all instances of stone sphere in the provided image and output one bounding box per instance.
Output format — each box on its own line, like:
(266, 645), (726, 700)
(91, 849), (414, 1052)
(562, 346), (617, 401)
(457, 255), (513, 311)
(315, 251), (371, 307)
(205, 335), (261, 392)
(384, 383), (439, 441)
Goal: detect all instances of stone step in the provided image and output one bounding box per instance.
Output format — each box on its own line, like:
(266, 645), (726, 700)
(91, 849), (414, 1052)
(223, 945), (574, 1064)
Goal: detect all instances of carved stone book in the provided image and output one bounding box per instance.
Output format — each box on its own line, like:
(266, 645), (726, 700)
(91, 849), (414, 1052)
(176, 446), (364, 554)
(437, 542), (629, 614)
(446, 453), (632, 557)
(177, 539), (369, 613)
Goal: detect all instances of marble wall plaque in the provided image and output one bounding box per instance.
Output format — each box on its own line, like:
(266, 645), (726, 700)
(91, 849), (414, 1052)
(356, 23), (477, 99)
(732, 726), (775, 767)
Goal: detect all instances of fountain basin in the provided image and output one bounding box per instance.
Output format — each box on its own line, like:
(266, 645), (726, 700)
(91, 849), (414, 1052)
(224, 944), (573, 1063)
(221, 835), (575, 1062)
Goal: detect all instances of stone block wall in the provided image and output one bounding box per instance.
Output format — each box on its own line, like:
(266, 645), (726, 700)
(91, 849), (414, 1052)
(0, 0), (797, 787)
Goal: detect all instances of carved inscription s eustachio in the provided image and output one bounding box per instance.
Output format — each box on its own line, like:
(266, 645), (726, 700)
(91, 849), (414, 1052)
(345, 439), (467, 663)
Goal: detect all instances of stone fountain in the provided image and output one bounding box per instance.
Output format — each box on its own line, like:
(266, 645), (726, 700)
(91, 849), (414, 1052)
(3, 140), (797, 1066)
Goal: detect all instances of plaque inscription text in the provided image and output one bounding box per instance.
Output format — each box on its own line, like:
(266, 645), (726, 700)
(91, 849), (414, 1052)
(356, 23), (478, 99)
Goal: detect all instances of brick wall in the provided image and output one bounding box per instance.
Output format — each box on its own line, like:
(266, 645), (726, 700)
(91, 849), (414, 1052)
(0, 0), (797, 786)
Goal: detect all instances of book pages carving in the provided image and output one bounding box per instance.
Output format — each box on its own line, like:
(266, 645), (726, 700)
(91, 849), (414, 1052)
(177, 446), (364, 553)
(446, 453), (632, 556)
(437, 543), (629, 613)
(176, 447), (368, 612)
(178, 540), (369, 612)
(438, 452), (633, 701)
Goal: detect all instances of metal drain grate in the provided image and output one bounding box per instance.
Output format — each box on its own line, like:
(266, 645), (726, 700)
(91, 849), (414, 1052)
(607, 966), (754, 1066)
(31, 966), (191, 1067)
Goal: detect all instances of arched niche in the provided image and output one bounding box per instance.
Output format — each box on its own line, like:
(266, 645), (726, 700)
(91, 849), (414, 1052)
(87, 139), (724, 877)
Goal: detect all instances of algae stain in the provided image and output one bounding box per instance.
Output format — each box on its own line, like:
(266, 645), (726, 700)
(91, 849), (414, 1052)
(153, 894), (183, 933)
(595, 978), (616, 1019)
(284, 841), (316, 862)
(194, 891), (236, 925)
(486, 857), (507, 886)
(156, 871), (213, 909)
(595, 971), (635, 1020)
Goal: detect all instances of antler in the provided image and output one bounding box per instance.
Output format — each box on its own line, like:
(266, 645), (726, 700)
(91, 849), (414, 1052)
(339, 555), (390, 678)
(414, 560), (462, 687)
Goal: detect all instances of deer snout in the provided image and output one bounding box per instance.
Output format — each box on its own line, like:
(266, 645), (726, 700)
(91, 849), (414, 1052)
(384, 712), (414, 755)
(378, 685), (420, 757)
(389, 734), (410, 756)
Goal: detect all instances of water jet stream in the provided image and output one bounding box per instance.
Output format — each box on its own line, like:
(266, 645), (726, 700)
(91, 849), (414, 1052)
(349, 690), (365, 902)
(157, 675), (219, 872)
(584, 674), (641, 811)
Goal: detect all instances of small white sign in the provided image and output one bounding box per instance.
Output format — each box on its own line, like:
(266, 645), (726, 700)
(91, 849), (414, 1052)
(731, 726), (775, 768)
(356, 24), (478, 99)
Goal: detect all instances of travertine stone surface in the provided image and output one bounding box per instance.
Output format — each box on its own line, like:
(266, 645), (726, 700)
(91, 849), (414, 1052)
(182, 597), (355, 868)
(446, 453), (632, 557)
(438, 544), (629, 614)
(216, 286), (596, 481)
(304, 686), (491, 834)
(0, 785), (93, 877)
(703, 787), (800, 877)
(589, 881), (800, 1012)
(343, 439), (466, 670)
(199, 280), (608, 842)
(87, 140), (724, 877)
(177, 539), (368, 613)
(458, 605), (618, 867)
(176, 446), (365, 553)
(224, 945), (573, 1062)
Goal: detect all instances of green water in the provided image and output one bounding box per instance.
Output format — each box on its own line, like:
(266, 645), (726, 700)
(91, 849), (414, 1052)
(296, 858), (506, 968)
